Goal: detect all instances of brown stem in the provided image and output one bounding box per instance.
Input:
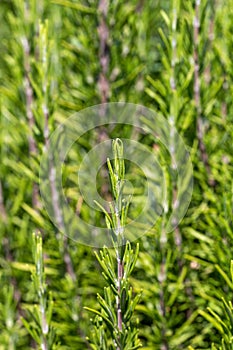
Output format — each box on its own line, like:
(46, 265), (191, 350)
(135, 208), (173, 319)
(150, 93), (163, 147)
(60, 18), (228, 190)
(0, 181), (7, 222)
(98, 0), (110, 117)
(117, 257), (123, 330)
(22, 36), (40, 208)
(136, 0), (145, 13)
(116, 204), (123, 348)
(39, 22), (76, 281)
(43, 107), (76, 283)
(204, 0), (216, 85)
(117, 255), (123, 350)
(194, 1), (201, 115)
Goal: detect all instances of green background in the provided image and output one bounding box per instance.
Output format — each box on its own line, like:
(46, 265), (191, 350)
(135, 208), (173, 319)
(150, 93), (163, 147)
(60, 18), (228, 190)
(0, 0), (233, 348)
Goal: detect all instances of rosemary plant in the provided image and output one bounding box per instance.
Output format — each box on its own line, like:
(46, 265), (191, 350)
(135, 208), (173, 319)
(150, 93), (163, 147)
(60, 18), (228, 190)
(85, 139), (141, 350)
(197, 261), (233, 350)
(22, 233), (58, 350)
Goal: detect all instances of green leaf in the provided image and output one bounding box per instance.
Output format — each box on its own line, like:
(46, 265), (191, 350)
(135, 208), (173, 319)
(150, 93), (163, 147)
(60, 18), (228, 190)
(52, 0), (96, 14)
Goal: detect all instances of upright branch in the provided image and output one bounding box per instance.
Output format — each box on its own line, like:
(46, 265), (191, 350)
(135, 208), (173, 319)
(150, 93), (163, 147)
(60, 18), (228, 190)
(98, 0), (110, 117)
(169, 0), (182, 267)
(204, 0), (216, 85)
(23, 35), (36, 155)
(170, 2), (177, 93)
(101, 139), (128, 340)
(22, 233), (57, 349)
(86, 139), (141, 349)
(108, 139), (126, 334)
(0, 180), (7, 223)
(193, 0), (201, 121)
(38, 21), (76, 282)
(194, 0), (214, 185)
(34, 234), (49, 350)
(22, 34), (40, 209)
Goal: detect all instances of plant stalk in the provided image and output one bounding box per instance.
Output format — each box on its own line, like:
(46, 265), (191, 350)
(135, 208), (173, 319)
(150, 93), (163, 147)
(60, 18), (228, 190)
(40, 22), (76, 283)
(23, 35), (40, 209)
(194, 0), (214, 186)
(117, 255), (123, 334)
(98, 0), (110, 114)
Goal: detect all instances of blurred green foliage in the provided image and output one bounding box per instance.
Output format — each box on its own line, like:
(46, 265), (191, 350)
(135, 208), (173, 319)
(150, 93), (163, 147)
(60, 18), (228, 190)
(0, 0), (233, 349)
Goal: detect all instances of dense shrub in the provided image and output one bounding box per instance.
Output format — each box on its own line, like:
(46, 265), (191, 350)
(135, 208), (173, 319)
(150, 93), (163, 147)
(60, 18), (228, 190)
(0, 0), (233, 349)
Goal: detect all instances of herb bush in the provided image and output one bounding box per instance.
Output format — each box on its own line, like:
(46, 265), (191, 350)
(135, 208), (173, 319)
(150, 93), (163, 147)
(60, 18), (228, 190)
(0, 0), (233, 349)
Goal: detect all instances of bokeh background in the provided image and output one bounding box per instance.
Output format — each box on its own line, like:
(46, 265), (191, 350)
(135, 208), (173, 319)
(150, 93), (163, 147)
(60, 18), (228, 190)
(0, 0), (233, 349)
